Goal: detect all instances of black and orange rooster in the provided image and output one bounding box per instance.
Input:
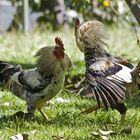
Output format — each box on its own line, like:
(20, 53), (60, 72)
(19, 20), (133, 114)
(74, 19), (140, 125)
(0, 37), (72, 120)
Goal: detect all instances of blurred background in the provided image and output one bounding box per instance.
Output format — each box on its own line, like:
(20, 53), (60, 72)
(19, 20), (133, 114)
(0, 0), (139, 68)
(0, 0), (139, 32)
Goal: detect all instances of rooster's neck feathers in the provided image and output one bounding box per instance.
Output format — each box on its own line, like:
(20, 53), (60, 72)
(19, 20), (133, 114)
(35, 47), (61, 77)
(75, 18), (80, 30)
(84, 48), (110, 67)
(35, 47), (71, 77)
(75, 20), (109, 53)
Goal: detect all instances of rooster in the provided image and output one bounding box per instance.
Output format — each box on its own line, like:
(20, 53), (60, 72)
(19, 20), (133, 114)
(74, 19), (140, 125)
(0, 37), (72, 120)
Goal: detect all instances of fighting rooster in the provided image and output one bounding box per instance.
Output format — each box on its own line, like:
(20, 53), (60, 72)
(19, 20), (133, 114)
(0, 37), (72, 120)
(74, 19), (140, 125)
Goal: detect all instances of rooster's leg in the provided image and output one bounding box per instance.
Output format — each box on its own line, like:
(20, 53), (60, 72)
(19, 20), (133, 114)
(120, 113), (126, 126)
(114, 103), (127, 126)
(38, 107), (49, 120)
(81, 105), (103, 114)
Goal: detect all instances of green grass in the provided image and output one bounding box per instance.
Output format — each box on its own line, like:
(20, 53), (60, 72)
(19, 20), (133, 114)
(0, 24), (140, 139)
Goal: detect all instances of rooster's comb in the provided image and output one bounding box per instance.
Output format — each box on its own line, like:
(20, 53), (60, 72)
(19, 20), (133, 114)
(75, 18), (80, 29)
(55, 37), (64, 49)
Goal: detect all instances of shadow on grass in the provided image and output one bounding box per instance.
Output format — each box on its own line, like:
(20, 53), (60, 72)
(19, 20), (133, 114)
(33, 110), (81, 127)
(0, 110), (79, 129)
(0, 112), (36, 129)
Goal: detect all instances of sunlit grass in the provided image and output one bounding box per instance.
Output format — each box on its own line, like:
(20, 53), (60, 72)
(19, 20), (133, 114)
(0, 24), (140, 139)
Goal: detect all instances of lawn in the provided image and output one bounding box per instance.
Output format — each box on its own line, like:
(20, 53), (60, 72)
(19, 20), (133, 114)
(0, 23), (140, 140)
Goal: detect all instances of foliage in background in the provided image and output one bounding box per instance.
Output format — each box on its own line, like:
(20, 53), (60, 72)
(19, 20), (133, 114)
(9, 0), (140, 31)
(66, 0), (119, 22)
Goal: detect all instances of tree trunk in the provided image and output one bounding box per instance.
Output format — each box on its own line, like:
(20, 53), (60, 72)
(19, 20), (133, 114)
(125, 0), (140, 25)
(41, 0), (66, 30)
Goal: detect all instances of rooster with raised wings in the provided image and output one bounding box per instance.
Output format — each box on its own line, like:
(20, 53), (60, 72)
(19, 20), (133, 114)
(0, 37), (72, 120)
(74, 19), (140, 125)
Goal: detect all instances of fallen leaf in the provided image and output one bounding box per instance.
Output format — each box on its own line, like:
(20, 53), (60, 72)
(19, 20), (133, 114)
(101, 135), (108, 140)
(91, 129), (116, 140)
(99, 129), (116, 136)
(10, 133), (28, 140)
(90, 131), (99, 137)
(91, 132), (108, 140)
(55, 98), (70, 103)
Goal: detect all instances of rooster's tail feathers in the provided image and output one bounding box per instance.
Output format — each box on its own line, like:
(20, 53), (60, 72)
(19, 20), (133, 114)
(0, 61), (21, 82)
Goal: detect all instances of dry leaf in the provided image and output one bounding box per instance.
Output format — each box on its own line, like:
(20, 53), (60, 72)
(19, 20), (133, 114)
(99, 129), (116, 136)
(91, 132), (108, 140)
(90, 131), (99, 137)
(10, 133), (28, 140)
(91, 129), (116, 140)
(101, 135), (108, 140)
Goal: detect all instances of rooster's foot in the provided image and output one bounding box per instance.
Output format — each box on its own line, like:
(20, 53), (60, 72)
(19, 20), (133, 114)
(38, 108), (49, 121)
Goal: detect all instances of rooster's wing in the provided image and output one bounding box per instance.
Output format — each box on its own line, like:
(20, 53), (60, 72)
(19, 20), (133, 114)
(86, 58), (132, 109)
(12, 69), (53, 93)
